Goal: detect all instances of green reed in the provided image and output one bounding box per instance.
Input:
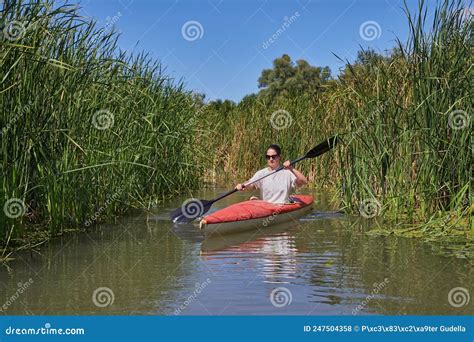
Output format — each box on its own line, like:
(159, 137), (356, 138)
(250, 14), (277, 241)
(1, 0), (204, 248)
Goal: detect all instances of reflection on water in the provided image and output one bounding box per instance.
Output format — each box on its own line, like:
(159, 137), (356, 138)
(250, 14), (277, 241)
(0, 188), (472, 315)
(202, 222), (301, 285)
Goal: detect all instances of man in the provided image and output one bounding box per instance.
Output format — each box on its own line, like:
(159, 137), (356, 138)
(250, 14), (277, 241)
(235, 144), (308, 203)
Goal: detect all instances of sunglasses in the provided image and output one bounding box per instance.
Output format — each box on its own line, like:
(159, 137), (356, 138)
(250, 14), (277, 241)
(265, 154), (279, 160)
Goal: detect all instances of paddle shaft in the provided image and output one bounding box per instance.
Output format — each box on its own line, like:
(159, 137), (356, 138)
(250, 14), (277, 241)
(209, 155), (307, 204)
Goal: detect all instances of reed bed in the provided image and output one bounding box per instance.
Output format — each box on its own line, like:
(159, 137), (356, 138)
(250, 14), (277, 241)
(201, 0), (472, 237)
(1, 0), (205, 249)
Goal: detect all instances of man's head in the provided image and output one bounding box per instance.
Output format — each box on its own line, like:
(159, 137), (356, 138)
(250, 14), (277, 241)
(266, 144), (281, 168)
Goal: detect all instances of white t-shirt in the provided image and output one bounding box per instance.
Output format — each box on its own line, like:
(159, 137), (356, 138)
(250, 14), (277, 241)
(247, 167), (297, 204)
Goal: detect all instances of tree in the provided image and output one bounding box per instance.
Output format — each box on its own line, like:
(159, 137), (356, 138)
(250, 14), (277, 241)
(338, 49), (387, 84)
(257, 54), (331, 99)
(207, 99), (236, 116)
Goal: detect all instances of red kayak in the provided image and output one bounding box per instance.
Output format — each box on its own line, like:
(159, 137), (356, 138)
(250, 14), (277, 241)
(199, 195), (314, 236)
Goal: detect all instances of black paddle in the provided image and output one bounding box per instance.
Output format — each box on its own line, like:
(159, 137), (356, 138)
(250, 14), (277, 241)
(170, 136), (338, 223)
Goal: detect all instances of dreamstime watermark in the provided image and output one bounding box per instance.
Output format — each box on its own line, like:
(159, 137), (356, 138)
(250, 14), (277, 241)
(2, 20), (27, 41)
(2, 14), (51, 42)
(91, 109), (114, 130)
(181, 20), (204, 41)
(448, 287), (470, 308)
(447, 109), (470, 130)
(84, 188), (123, 227)
(1, 103), (33, 137)
(5, 323), (85, 336)
(180, 198), (205, 220)
(174, 278), (212, 315)
(181, 113), (198, 131)
(270, 287), (292, 308)
(359, 198), (381, 218)
(104, 12), (122, 31)
(352, 278), (390, 315)
(359, 20), (381, 41)
(270, 109), (293, 130)
(0, 278), (34, 313)
(180, 98), (211, 131)
(92, 287), (115, 307)
(262, 206), (284, 227)
(262, 11), (300, 49)
(3, 198), (27, 219)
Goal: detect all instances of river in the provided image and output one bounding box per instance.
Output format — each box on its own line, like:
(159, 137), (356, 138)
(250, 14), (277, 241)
(0, 188), (472, 315)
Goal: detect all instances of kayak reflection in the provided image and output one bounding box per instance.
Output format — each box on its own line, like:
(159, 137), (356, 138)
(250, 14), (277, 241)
(201, 220), (308, 284)
(200, 219), (303, 253)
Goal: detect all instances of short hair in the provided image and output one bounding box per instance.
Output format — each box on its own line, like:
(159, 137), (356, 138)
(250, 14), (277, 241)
(267, 144), (281, 156)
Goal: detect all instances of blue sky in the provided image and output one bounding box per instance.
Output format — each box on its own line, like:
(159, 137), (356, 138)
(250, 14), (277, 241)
(79, 0), (423, 102)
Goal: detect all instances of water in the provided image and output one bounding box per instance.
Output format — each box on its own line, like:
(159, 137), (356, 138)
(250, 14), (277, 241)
(0, 189), (472, 315)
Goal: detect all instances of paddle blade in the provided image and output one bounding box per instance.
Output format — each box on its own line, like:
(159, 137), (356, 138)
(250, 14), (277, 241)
(305, 136), (338, 158)
(169, 198), (213, 223)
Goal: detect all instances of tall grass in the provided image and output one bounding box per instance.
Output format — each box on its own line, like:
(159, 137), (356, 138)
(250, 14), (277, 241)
(339, 0), (472, 226)
(202, 0), (472, 233)
(1, 0), (204, 248)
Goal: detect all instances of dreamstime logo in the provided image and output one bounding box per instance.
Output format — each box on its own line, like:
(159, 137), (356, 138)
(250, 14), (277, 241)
(359, 198), (381, 218)
(448, 110), (470, 130)
(3, 20), (26, 41)
(262, 206), (283, 227)
(180, 98), (211, 131)
(270, 109), (293, 130)
(359, 20), (381, 41)
(92, 287), (115, 307)
(262, 11), (300, 49)
(448, 287), (470, 308)
(1, 103), (33, 137)
(181, 20), (204, 41)
(270, 287), (292, 308)
(352, 278), (389, 315)
(84, 188), (123, 227)
(0, 278), (34, 313)
(92, 109), (114, 130)
(3, 198), (26, 219)
(174, 278), (212, 315)
(104, 12), (122, 31)
(181, 198), (204, 219)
